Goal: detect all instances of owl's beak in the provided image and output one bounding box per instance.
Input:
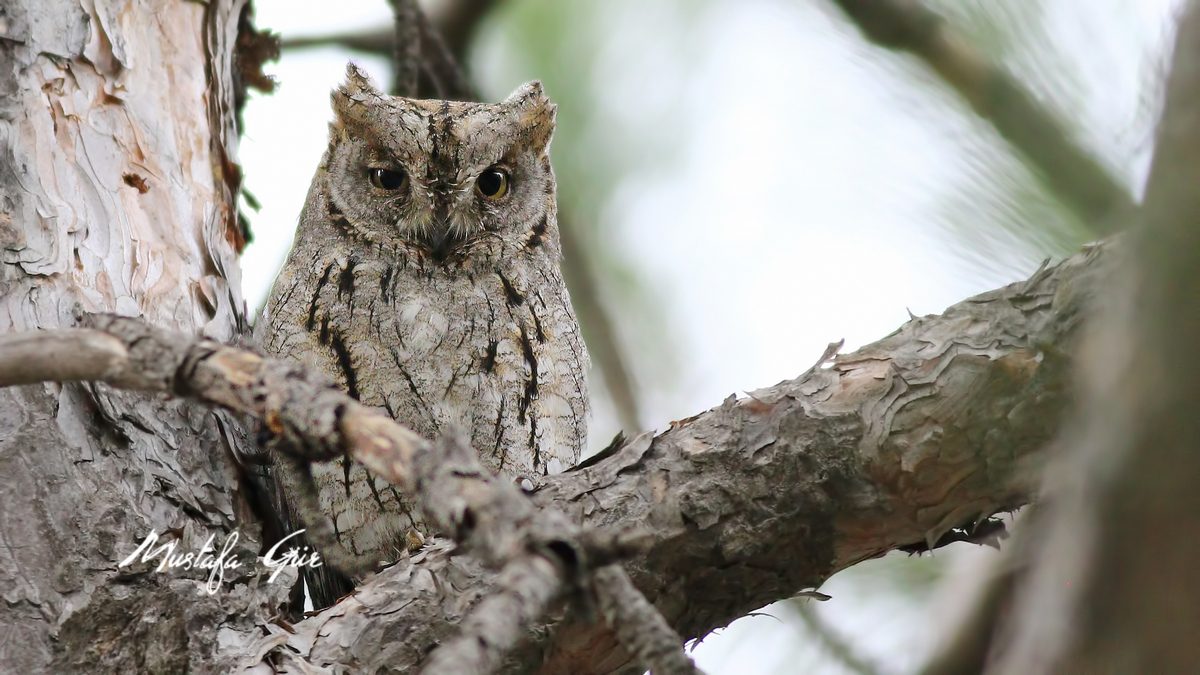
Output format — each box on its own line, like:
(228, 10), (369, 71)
(420, 218), (465, 262)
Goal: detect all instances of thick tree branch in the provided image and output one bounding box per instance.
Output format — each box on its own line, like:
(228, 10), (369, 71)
(247, 238), (1105, 673)
(529, 243), (1103, 673)
(828, 0), (1135, 233)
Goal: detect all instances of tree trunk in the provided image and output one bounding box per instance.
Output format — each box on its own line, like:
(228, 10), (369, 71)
(926, 4), (1200, 672)
(0, 1), (272, 673)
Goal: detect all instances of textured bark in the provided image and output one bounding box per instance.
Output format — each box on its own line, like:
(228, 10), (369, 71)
(0, 1), (263, 673)
(531, 241), (1099, 673)
(0, 313), (598, 674)
(218, 240), (1105, 674)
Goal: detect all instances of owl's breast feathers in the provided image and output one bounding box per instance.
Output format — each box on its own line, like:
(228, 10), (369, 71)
(261, 234), (588, 476)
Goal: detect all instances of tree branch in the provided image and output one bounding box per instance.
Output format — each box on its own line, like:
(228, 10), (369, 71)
(430, 0), (501, 64)
(283, 0), (476, 101)
(234, 237), (1105, 674)
(559, 213), (645, 433)
(387, 0), (422, 97)
(828, 0), (1136, 233)
(0, 314), (688, 675)
(413, 4), (475, 100)
(594, 565), (702, 675)
(528, 243), (1103, 673)
(420, 553), (564, 673)
(279, 28), (391, 55)
(787, 600), (883, 675)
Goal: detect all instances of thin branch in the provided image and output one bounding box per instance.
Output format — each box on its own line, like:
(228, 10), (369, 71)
(281, 1), (475, 101)
(828, 0), (1136, 233)
(559, 213), (644, 433)
(279, 28), (391, 56)
(0, 329), (128, 386)
(277, 0), (497, 64)
(786, 600), (883, 675)
(594, 565), (704, 675)
(388, 0), (422, 97)
(432, 0), (501, 63)
(414, 5), (475, 100)
(420, 554), (564, 674)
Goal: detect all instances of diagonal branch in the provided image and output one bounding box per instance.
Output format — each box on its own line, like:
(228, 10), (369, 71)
(787, 600), (884, 675)
(228, 236), (1108, 674)
(0, 314), (691, 675)
(594, 565), (702, 675)
(828, 0), (1136, 233)
(559, 213), (645, 433)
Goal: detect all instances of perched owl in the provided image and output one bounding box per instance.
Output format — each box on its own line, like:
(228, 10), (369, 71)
(256, 64), (589, 610)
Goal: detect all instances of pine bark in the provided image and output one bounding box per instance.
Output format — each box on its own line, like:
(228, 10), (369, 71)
(0, 1), (269, 673)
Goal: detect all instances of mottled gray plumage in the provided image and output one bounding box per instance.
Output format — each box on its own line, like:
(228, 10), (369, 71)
(256, 64), (588, 609)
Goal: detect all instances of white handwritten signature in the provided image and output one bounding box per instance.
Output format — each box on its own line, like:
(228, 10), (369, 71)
(118, 530), (322, 594)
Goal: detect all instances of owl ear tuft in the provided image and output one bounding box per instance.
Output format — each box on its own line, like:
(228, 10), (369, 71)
(333, 62), (386, 126)
(502, 81), (556, 146)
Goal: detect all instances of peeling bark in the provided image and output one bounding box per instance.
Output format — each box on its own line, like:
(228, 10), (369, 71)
(0, 1), (256, 673)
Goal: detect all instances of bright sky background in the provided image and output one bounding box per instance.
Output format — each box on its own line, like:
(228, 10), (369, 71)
(239, 1), (1182, 671)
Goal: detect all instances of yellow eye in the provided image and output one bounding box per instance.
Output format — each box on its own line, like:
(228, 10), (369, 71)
(477, 168), (509, 199)
(369, 167), (406, 190)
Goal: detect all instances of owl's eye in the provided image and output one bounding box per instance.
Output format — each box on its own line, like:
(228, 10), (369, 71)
(368, 167), (407, 191)
(477, 168), (509, 199)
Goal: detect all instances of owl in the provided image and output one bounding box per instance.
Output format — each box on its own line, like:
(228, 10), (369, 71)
(255, 64), (589, 610)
